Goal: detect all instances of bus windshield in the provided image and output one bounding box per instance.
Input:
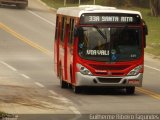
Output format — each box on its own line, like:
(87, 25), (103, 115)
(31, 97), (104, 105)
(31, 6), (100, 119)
(78, 26), (142, 62)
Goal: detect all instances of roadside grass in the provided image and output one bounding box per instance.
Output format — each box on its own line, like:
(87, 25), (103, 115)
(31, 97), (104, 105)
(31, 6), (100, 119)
(0, 111), (6, 117)
(41, 0), (160, 56)
(0, 111), (5, 114)
(131, 7), (160, 56)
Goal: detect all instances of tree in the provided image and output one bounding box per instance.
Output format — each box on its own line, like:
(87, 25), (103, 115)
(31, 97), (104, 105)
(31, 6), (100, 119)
(132, 0), (150, 8)
(150, 0), (160, 16)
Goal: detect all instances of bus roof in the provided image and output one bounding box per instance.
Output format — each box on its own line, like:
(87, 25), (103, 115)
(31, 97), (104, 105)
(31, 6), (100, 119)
(57, 5), (142, 18)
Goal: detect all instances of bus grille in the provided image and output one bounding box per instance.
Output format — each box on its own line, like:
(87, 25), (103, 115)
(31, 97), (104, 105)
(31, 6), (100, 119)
(98, 78), (122, 83)
(95, 72), (125, 76)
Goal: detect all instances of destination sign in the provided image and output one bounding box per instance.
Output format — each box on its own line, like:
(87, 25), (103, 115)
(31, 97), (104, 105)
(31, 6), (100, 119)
(80, 13), (141, 24)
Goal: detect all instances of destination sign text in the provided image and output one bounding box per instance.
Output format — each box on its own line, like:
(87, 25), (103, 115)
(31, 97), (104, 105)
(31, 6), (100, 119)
(80, 13), (141, 24)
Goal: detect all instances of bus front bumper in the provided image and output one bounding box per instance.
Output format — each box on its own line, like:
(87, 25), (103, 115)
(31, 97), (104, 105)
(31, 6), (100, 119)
(75, 72), (143, 87)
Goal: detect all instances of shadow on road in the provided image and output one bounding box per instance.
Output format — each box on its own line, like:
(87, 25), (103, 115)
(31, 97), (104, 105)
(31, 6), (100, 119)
(52, 85), (139, 96)
(77, 87), (136, 96)
(0, 5), (25, 10)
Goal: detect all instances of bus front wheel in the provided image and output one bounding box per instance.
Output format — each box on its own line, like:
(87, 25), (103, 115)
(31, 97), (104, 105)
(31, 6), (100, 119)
(60, 78), (68, 89)
(126, 87), (135, 95)
(73, 86), (81, 94)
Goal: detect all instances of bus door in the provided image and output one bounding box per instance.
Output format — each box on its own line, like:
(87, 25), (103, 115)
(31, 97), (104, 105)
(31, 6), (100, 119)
(67, 18), (75, 83)
(64, 19), (70, 81)
(59, 16), (69, 81)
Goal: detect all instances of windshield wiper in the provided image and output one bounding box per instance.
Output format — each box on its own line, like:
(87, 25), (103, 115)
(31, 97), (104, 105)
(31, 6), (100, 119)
(93, 25), (107, 41)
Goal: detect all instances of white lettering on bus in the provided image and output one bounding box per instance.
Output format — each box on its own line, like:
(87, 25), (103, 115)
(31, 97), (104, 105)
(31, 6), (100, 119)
(121, 17), (133, 22)
(89, 16), (100, 22)
(86, 50), (109, 56)
(102, 16), (119, 22)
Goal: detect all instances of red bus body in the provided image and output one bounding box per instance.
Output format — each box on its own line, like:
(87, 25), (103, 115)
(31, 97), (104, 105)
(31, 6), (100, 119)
(54, 5), (148, 94)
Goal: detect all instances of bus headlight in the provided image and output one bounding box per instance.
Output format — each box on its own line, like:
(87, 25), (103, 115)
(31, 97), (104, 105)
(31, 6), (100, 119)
(77, 64), (92, 75)
(127, 65), (143, 76)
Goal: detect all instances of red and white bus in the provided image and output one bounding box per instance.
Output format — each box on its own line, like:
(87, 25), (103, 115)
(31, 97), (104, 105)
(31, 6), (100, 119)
(54, 5), (148, 94)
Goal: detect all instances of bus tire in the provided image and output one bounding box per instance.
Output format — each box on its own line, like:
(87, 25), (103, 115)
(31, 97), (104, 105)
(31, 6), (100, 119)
(60, 79), (68, 89)
(126, 87), (135, 95)
(73, 86), (81, 94)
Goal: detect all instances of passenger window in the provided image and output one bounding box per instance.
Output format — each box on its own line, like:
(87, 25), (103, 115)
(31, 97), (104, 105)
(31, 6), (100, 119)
(60, 17), (66, 42)
(68, 18), (75, 45)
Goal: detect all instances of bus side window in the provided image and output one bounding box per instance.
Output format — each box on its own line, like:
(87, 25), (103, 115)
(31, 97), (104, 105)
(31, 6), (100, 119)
(61, 17), (66, 43)
(55, 16), (59, 41)
(68, 18), (75, 45)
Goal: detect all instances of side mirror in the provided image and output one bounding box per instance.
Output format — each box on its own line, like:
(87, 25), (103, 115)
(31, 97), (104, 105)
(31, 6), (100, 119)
(143, 24), (148, 36)
(74, 27), (84, 38)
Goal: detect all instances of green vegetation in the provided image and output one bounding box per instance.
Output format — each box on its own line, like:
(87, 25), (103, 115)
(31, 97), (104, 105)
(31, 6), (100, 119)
(0, 111), (6, 117)
(0, 111), (5, 114)
(132, 8), (160, 56)
(41, 0), (160, 56)
(41, 0), (149, 9)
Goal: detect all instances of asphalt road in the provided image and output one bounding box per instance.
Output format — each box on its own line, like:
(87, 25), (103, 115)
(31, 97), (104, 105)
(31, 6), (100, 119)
(0, 0), (160, 119)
